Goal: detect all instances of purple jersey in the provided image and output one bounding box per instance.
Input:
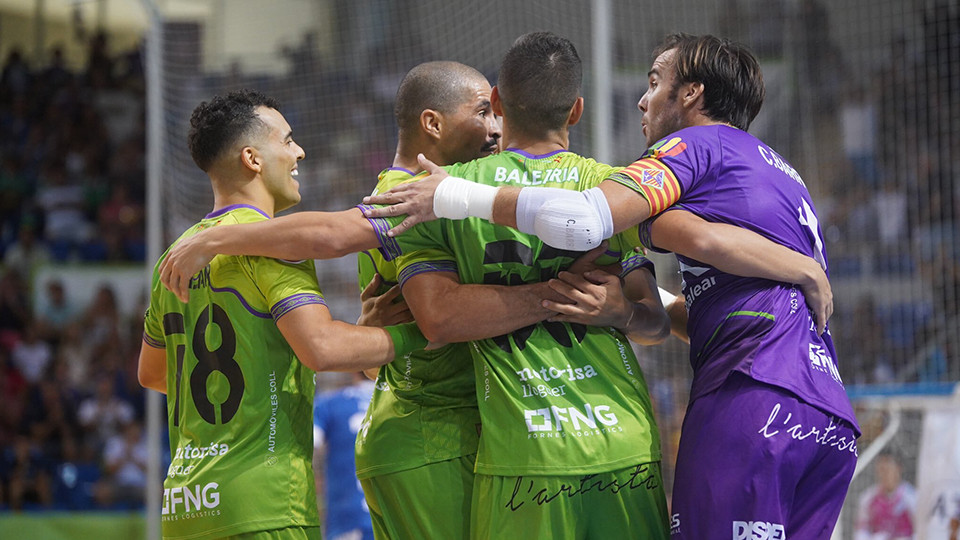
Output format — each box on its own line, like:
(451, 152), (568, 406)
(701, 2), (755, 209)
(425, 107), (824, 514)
(621, 125), (858, 433)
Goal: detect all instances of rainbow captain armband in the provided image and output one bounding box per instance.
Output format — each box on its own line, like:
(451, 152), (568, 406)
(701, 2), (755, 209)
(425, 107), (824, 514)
(385, 322), (429, 358)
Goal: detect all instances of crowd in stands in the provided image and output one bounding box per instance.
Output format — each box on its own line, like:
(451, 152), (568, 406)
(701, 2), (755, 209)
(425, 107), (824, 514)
(0, 33), (149, 511)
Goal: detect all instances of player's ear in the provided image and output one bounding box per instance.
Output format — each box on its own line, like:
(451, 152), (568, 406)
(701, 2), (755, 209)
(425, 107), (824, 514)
(567, 96), (584, 127)
(420, 109), (442, 141)
(491, 86), (504, 116)
(682, 82), (704, 109)
(240, 146), (261, 173)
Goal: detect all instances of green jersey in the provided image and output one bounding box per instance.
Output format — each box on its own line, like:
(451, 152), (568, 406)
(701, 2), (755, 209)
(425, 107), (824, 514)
(143, 205), (321, 539)
(369, 150), (660, 476)
(354, 167), (481, 479)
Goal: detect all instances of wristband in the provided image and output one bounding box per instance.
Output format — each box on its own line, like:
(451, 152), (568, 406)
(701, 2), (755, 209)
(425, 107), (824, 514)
(385, 322), (428, 358)
(433, 176), (498, 220)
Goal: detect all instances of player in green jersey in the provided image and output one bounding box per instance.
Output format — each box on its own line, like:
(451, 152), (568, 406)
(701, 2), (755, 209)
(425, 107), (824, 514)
(138, 90), (427, 540)
(354, 61), (499, 540)
(364, 32), (672, 540)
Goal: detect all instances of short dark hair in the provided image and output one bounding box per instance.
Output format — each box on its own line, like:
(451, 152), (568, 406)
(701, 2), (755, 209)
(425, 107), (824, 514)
(654, 33), (764, 131)
(394, 61), (488, 133)
(497, 32), (582, 136)
(187, 89), (280, 172)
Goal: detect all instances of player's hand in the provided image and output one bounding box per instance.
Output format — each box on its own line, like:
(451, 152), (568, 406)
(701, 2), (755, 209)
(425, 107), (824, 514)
(159, 230), (218, 303)
(357, 274), (413, 327)
(543, 270), (632, 328)
(361, 153), (447, 236)
(801, 263), (833, 335)
(565, 241), (621, 276)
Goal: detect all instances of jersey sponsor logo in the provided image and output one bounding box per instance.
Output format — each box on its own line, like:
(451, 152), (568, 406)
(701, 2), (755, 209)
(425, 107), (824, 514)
(758, 402), (858, 456)
(517, 365), (598, 399)
(809, 343), (842, 384)
(268, 371), (279, 452)
(493, 166), (581, 186)
(162, 482), (221, 517)
(732, 520), (785, 539)
(173, 442), (230, 461)
(683, 275), (717, 310)
(611, 331), (637, 380)
(671, 513), (681, 535)
(524, 403), (620, 435)
(516, 364), (598, 383)
(166, 464), (195, 478)
(522, 383), (567, 398)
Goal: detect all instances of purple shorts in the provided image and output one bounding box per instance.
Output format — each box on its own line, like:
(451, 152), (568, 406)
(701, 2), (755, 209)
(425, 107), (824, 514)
(670, 373), (857, 540)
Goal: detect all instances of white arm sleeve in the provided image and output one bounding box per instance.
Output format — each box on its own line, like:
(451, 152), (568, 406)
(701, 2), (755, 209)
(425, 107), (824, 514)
(516, 186), (614, 250)
(432, 176), (498, 220)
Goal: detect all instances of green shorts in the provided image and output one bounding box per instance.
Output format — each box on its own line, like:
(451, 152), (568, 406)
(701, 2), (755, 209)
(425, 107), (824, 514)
(360, 454), (476, 540)
(226, 525), (322, 540)
(471, 462), (669, 540)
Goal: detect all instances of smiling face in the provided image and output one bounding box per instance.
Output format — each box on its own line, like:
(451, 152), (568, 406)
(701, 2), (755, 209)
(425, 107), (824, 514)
(436, 78), (502, 165)
(253, 106), (305, 213)
(638, 48), (689, 148)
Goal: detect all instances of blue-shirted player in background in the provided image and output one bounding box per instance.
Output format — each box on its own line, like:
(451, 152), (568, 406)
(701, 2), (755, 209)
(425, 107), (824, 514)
(313, 372), (376, 540)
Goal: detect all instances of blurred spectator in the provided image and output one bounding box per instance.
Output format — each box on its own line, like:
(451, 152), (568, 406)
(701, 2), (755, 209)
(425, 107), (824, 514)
(841, 81), (880, 188)
(2, 436), (53, 511)
(96, 181), (145, 261)
(854, 451), (916, 540)
(76, 284), (121, 355)
(0, 155), (36, 244)
(56, 323), (94, 396)
(77, 378), (134, 455)
(93, 420), (147, 509)
(0, 49), (31, 98)
(840, 296), (894, 385)
(22, 375), (80, 465)
(2, 222), (51, 280)
(35, 280), (78, 345)
(34, 160), (94, 260)
(874, 182), (908, 251)
(0, 347), (28, 450)
(38, 47), (73, 91)
(10, 321), (53, 386)
(0, 268), (30, 345)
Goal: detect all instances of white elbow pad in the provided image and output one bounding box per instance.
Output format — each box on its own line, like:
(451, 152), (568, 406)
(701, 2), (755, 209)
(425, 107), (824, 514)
(517, 186), (614, 250)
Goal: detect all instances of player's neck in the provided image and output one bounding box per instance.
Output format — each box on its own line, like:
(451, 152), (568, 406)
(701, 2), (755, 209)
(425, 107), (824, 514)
(391, 153), (422, 175)
(392, 141), (425, 174)
(210, 175), (276, 218)
(501, 123), (568, 155)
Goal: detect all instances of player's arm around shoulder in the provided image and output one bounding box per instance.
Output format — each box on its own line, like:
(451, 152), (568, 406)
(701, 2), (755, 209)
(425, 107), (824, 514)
(161, 209), (380, 302)
(648, 209), (833, 333)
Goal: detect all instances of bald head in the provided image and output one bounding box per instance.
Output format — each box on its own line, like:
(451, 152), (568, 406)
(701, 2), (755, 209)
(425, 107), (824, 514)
(394, 61), (490, 133)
